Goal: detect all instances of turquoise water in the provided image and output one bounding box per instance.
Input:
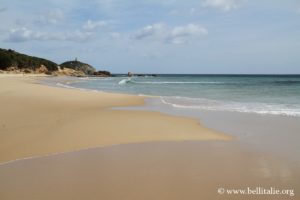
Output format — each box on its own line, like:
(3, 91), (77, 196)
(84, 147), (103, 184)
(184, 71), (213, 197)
(51, 75), (300, 117)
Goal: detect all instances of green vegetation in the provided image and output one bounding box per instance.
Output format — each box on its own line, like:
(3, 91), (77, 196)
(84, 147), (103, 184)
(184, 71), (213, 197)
(0, 48), (58, 71)
(60, 60), (96, 75)
(0, 48), (111, 76)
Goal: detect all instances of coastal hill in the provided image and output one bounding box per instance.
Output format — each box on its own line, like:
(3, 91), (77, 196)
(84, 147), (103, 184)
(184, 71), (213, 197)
(59, 60), (111, 77)
(60, 60), (96, 75)
(0, 48), (111, 77)
(0, 48), (58, 73)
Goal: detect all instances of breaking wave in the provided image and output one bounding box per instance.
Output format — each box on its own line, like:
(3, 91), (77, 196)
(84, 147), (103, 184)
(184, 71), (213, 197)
(160, 96), (300, 117)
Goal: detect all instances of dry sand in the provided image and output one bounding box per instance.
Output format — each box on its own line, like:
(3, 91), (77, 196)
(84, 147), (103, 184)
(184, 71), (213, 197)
(0, 75), (231, 164)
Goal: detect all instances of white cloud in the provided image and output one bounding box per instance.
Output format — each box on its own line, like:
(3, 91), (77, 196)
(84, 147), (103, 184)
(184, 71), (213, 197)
(6, 27), (93, 43)
(169, 24), (208, 43)
(35, 9), (64, 25)
(6, 28), (48, 42)
(131, 23), (165, 40)
(83, 20), (108, 30)
(131, 23), (207, 44)
(202, 0), (243, 12)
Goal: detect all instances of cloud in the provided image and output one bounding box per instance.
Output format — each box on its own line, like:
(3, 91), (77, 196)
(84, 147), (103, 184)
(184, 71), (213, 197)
(6, 27), (93, 43)
(83, 20), (109, 30)
(131, 23), (165, 40)
(202, 0), (243, 12)
(0, 7), (7, 13)
(168, 24), (208, 44)
(6, 28), (48, 42)
(131, 23), (207, 44)
(35, 9), (64, 25)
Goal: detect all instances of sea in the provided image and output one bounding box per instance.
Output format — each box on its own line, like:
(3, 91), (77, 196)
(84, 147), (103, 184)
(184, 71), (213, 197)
(47, 74), (300, 117)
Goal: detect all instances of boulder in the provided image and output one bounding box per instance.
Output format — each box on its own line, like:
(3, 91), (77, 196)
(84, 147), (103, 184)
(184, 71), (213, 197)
(128, 72), (133, 77)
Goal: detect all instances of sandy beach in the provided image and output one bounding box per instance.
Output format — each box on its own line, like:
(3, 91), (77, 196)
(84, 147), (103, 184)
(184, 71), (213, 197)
(1, 1), (299, 198)
(0, 75), (299, 200)
(0, 75), (231, 164)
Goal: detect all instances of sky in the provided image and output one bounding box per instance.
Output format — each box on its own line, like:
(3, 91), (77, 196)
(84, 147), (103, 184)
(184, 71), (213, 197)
(0, 0), (300, 74)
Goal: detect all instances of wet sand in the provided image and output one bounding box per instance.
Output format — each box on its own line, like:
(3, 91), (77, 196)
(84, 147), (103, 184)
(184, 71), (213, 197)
(0, 141), (298, 200)
(127, 97), (300, 164)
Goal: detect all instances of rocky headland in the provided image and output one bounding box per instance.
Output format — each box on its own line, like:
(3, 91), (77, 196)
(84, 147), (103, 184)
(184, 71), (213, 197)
(0, 48), (111, 77)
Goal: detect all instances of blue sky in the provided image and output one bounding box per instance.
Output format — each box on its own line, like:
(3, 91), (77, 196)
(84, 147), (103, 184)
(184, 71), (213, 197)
(0, 0), (299, 73)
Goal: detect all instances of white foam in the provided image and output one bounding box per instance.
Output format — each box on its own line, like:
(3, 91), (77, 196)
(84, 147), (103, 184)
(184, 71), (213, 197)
(55, 83), (103, 93)
(118, 78), (131, 85)
(79, 77), (113, 81)
(131, 81), (223, 84)
(56, 82), (76, 89)
(160, 96), (300, 117)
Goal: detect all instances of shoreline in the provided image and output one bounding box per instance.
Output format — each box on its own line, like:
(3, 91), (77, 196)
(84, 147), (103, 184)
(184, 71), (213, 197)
(0, 74), (232, 164)
(121, 97), (300, 164)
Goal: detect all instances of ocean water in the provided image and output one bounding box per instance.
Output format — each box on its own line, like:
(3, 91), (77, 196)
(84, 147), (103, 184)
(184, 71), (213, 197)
(49, 75), (300, 117)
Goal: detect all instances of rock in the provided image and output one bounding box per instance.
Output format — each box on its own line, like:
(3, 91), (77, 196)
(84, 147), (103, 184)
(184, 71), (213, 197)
(52, 67), (86, 77)
(93, 70), (111, 77)
(35, 65), (48, 74)
(128, 72), (133, 77)
(23, 69), (32, 73)
(7, 66), (18, 71)
(130, 73), (157, 77)
(45, 71), (53, 75)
